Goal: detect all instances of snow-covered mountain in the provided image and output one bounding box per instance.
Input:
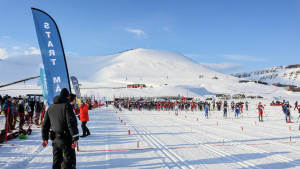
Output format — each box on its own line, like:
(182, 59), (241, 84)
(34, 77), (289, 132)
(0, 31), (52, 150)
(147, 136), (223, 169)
(68, 48), (295, 99)
(232, 65), (300, 87)
(1, 48), (298, 100)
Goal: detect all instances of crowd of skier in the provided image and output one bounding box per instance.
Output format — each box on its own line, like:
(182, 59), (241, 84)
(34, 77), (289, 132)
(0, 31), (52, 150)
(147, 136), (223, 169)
(113, 98), (300, 123)
(1, 93), (300, 143)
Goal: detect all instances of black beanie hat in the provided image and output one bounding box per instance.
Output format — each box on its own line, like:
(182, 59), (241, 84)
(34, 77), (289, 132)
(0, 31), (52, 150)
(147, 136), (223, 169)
(69, 93), (76, 102)
(60, 88), (70, 98)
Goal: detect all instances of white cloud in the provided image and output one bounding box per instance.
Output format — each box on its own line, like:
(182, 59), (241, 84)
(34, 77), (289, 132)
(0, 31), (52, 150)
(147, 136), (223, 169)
(24, 47), (41, 55)
(224, 54), (265, 62)
(12, 46), (20, 50)
(0, 48), (8, 60)
(125, 28), (145, 37)
(200, 62), (244, 72)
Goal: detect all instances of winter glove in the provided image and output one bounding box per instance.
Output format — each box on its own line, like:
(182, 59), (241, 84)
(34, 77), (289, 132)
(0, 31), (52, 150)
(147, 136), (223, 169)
(71, 140), (78, 149)
(42, 140), (48, 147)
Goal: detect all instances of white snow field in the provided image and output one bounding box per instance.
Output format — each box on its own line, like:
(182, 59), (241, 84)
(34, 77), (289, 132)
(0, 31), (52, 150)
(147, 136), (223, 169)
(1, 102), (300, 169)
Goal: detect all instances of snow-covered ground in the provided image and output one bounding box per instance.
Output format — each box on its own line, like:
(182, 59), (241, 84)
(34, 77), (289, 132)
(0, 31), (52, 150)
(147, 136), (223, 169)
(2, 102), (300, 169)
(1, 48), (300, 168)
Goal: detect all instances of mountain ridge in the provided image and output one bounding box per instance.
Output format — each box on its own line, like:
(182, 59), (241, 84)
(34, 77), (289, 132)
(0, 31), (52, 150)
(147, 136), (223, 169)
(232, 64), (300, 87)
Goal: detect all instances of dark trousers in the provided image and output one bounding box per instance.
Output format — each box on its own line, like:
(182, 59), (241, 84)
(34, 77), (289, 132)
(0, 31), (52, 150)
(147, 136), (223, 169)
(81, 122), (90, 135)
(28, 111), (34, 123)
(5, 113), (13, 131)
(223, 110), (227, 118)
(12, 113), (18, 130)
(52, 140), (76, 169)
(34, 112), (41, 125)
(19, 113), (25, 130)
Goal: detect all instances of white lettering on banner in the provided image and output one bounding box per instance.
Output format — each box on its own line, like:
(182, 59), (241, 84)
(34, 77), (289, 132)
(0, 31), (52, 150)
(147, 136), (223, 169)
(44, 22), (50, 29)
(49, 50), (55, 56)
(56, 85), (61, 92)
(42, 20), (65, 96)
(45, 32), (51, 38)
(53, 76), (61, 83)
(50, 59), (56, 65)
(48, 41), (54, 47)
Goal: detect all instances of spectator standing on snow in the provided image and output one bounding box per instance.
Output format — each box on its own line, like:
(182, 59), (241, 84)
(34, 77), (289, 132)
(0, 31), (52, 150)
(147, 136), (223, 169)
(175, 103), (179, 116)
(3, 96), (13, 132)
(34, 97), (44, 125)
(28, 98), (35, 124)
(11, 98), (18, 130)
(245, 101), (249, 111)
(282, 101), (292, 123)
(240, 102), (244, 113)
(18, 99), (25, 132)
(70, 94), (80, 120)
(42, 88), (79, 169)
(235, 103), (240, 118)
(223, 101), (228, 118)
(0, 95), (2, 111)
(294, 101), (298, 110)
(231, 101), (235, 112)
(204, 103), (209, 119)
(257, 102), (264, 122)
(297, 106), (300, 122)
(25, 100), (32, 124)
(80, 101), (90, 137)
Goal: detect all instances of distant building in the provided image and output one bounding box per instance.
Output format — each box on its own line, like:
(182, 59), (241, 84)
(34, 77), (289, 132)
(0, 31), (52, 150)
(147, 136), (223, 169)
(127, 84), (146, 88)
(232, 94), (246, 99)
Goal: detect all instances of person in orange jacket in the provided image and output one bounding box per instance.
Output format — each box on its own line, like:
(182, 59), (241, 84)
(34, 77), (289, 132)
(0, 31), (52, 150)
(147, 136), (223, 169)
(80, 101), (90, 137)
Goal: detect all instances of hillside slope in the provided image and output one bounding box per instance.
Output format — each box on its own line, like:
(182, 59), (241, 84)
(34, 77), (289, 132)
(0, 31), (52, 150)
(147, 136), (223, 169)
(1, 48), (297, 99)
(232, 65), (300, 86)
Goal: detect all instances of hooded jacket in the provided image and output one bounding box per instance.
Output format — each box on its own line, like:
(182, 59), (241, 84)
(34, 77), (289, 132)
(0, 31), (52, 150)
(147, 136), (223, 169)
(42, 95), (79, 141)
(80, 104), (89, 122)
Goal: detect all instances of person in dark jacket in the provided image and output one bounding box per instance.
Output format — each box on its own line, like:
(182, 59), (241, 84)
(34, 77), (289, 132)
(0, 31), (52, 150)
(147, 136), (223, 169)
(28, 98), (35, 124)
(282, 101), (292, 123)
(70, 94), (80, 120)
(34, 97), (44, 125)
(11, 97), (18, 130)
(223, 101), (228, 118)
(18, 99), (25, 132)
(0, 95), (2, 109)
(3, 96), (13, 132)
(42, 88), (79, 169)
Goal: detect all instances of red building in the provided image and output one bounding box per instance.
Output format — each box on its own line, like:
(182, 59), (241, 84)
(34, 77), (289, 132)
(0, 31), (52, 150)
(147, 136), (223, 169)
(127, 84), (146, 88)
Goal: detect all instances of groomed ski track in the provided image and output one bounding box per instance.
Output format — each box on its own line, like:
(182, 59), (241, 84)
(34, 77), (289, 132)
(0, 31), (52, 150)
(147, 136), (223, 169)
(1, 105), (300, 168)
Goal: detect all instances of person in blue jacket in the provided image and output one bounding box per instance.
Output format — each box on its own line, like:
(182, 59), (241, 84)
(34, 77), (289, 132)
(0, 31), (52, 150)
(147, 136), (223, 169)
(204, 102), (209, 119)
(282, 101), (291, 123)
(235, 103), (240, 118)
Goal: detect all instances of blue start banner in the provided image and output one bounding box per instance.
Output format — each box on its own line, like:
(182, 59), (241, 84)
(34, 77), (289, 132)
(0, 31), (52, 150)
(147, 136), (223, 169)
(71, 76), (81, 98)
(40, 67), (48, 104)
(32, 8), (71, 105)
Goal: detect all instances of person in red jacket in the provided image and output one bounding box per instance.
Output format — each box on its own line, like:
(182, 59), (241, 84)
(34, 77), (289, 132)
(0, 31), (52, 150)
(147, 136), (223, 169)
(257, 102), (264, 122)
(80, 101), (90, 137)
